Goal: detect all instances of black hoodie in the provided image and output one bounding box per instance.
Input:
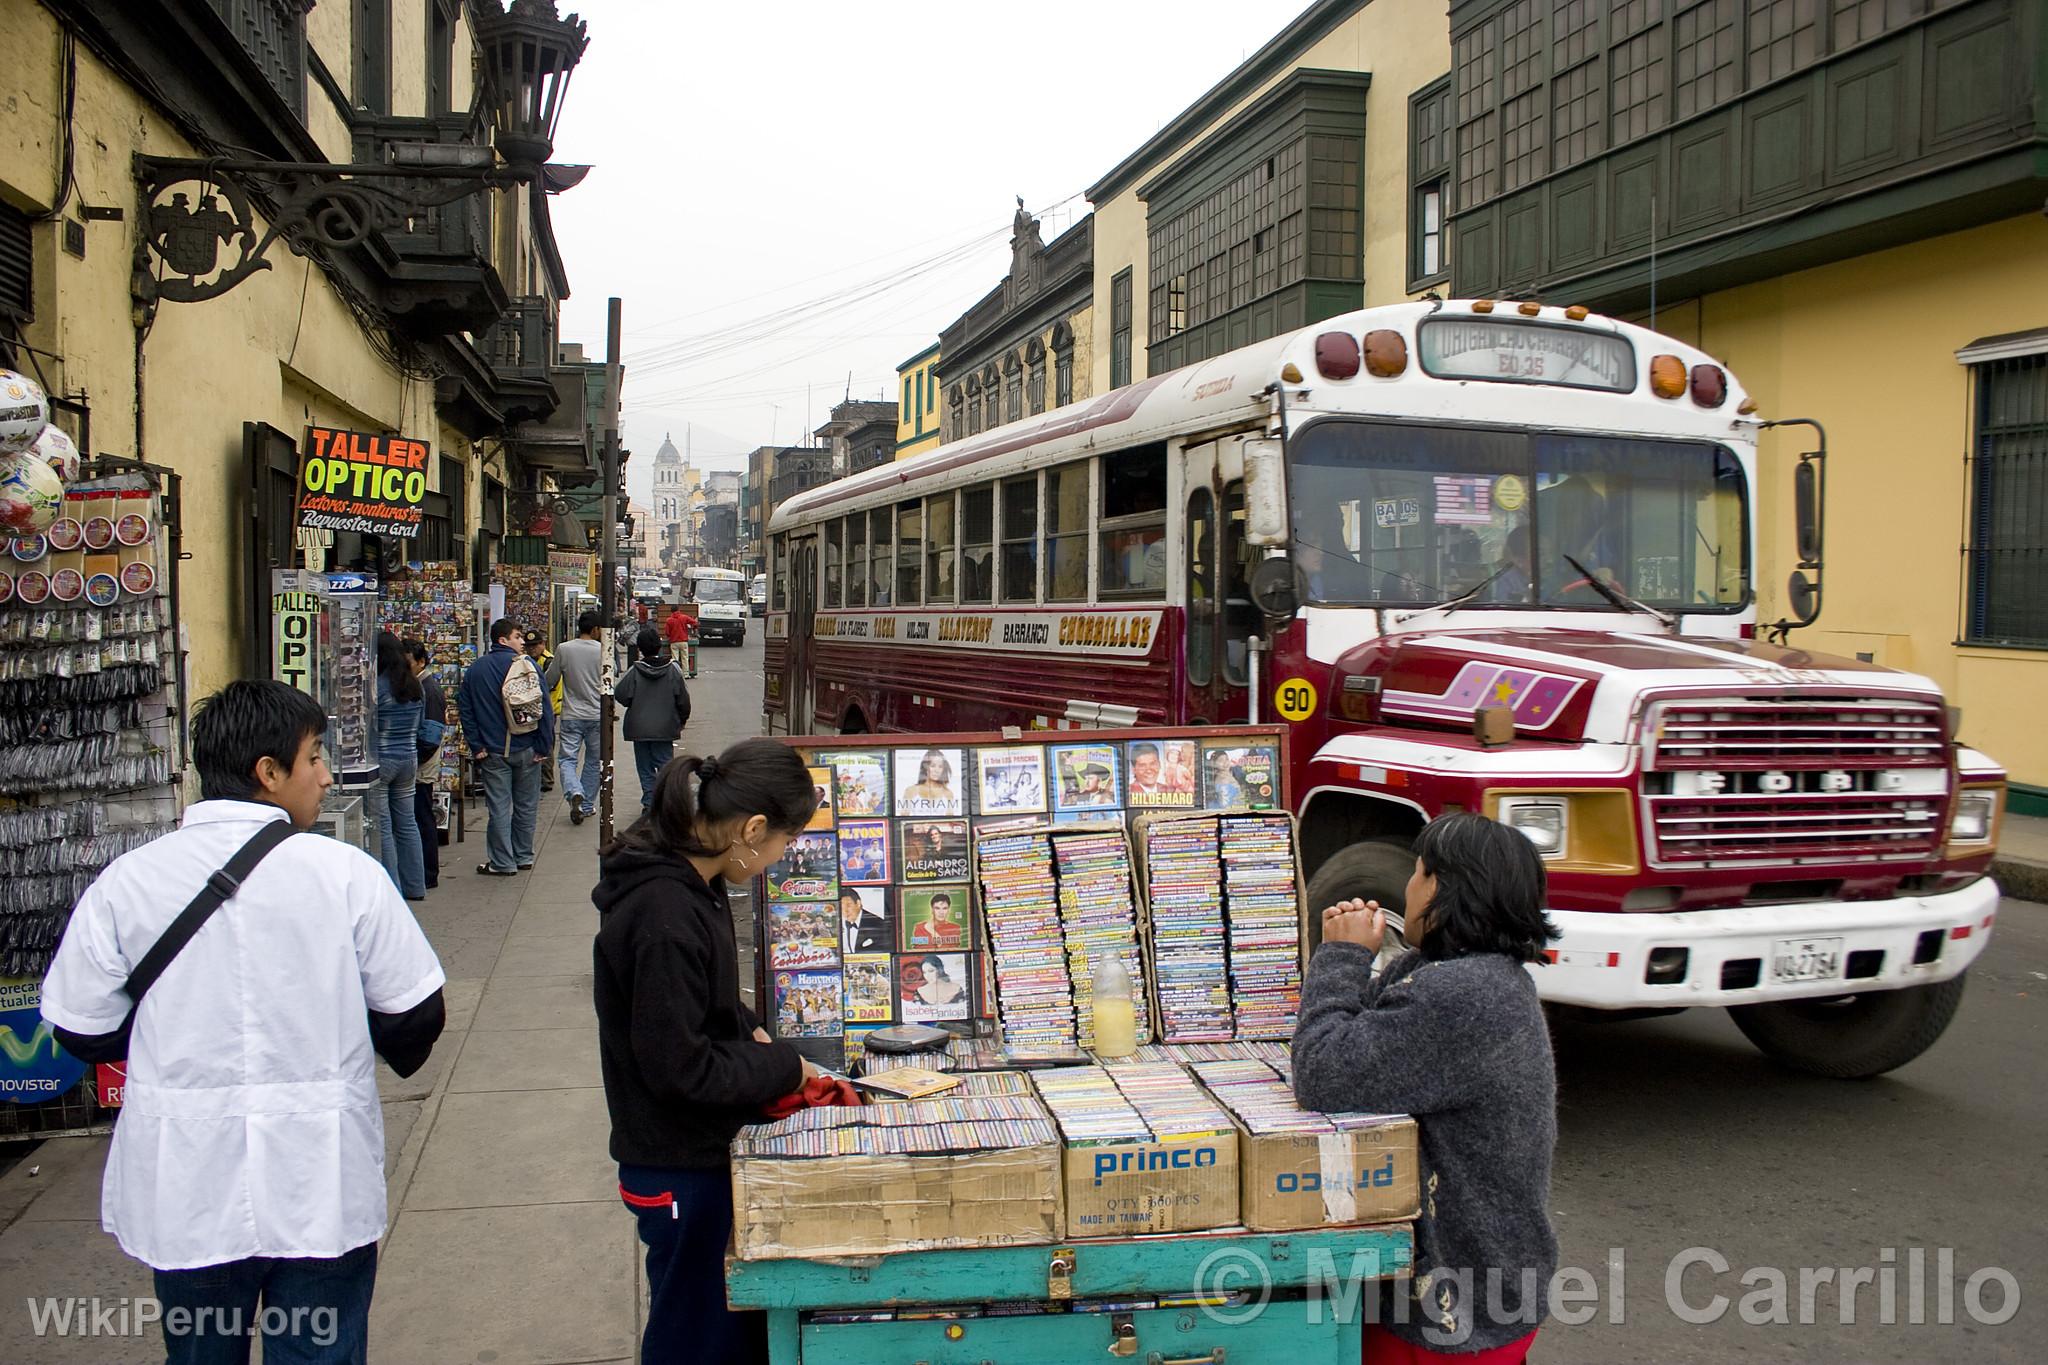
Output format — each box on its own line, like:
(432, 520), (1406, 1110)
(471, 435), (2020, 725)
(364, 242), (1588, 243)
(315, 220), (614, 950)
(592, 847), (802, 1168)
(613, 655), (692, 742)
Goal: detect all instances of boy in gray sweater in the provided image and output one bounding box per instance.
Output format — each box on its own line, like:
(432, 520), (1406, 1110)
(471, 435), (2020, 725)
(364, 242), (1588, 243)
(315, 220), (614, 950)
(1293, 815), (1560, 1360)
(613, 626), (692, 811)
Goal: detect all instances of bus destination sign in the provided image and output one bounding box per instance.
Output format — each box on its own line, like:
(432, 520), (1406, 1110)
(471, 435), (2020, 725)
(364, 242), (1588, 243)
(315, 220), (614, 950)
(1417, 318), (1635, 393)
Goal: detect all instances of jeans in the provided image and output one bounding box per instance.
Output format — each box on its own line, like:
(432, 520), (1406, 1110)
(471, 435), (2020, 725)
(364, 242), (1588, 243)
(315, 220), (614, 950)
(619, 1165), (764, 1365)
(152, 1240), (377, 1365)
(633, 740), (674, 810)
(366, 756), (426, 898)
(413, 774), (440, 885)
(478, 749), (542, 870)
(559, 715), (601, 808)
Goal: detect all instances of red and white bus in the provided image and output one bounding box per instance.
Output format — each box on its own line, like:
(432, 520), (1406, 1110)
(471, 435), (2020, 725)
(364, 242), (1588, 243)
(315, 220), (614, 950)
(764, 299), (2005, 1077)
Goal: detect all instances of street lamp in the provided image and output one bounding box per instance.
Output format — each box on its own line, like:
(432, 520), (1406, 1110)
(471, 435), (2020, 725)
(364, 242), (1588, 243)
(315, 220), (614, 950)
(133, 0), (588, 304)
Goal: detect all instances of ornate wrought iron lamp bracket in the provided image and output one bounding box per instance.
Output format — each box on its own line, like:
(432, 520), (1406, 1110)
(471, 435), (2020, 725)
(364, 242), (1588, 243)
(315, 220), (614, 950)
(133, 154), (533, 304)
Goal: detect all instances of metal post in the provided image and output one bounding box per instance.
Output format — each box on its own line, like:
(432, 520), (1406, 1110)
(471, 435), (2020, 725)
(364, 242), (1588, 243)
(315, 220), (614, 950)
(599, 297), (623, 845)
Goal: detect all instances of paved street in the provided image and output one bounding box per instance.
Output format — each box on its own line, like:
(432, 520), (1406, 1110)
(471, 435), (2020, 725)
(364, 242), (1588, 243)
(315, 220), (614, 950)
(1, 629), (2042, 1362)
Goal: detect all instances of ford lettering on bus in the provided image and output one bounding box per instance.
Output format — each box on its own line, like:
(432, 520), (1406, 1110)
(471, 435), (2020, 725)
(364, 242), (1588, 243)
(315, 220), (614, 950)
(764, 300), (2005, 1080)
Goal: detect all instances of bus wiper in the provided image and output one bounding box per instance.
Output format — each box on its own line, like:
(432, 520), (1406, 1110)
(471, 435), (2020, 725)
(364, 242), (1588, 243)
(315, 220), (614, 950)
(1562, 554), (1676, 630)
(1403, 563), (1514, 620)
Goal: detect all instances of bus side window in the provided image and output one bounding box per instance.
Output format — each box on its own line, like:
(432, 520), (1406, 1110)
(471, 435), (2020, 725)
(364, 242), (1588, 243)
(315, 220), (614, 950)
(869, 507), (893, 606)
(896, 500), (923, 606)
(824, 519), (843, 608)
(926, 492), (956, 604)
(1000, 475), (1039, 603)
(846, 514), (867, 607)
(1222, 481), (1258, 687)
(1187, 488), (1215, 688)
(961, 485), (994, 604)
(771, 535), (787, 612)
(1044, 462), (1089, 604)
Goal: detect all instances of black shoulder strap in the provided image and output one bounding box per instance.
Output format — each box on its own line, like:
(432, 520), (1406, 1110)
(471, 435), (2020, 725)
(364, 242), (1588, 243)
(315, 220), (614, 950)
(124, 819), (297, 1010)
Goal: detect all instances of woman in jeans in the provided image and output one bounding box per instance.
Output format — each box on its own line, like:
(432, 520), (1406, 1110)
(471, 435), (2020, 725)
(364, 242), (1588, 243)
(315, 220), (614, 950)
(369, 629), (427, 900)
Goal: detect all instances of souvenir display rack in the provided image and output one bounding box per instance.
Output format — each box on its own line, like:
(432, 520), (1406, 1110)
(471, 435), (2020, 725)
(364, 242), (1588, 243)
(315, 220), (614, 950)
(379, 562), (482, 832)
(0, 464), (182, 1139)
(760, 727), (1293, 1073)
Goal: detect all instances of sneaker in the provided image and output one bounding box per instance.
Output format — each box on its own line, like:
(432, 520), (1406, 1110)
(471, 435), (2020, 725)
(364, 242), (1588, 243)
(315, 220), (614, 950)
(570, 804), (586, 825)
(477, 863), (517, 877)
(518, 863), (535, 871)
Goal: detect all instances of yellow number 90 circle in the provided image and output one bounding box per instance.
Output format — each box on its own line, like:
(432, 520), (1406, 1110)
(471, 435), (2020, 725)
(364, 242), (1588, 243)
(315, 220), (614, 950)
(1274, 677), (1319, 722)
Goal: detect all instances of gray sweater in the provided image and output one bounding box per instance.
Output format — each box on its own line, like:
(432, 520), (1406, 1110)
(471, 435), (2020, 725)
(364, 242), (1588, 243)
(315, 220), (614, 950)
(1293, 943), (1557, 1353)
(545, 637), (605, 722)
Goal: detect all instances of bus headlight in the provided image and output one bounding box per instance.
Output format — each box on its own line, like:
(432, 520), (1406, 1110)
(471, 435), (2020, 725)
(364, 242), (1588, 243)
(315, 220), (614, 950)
(1949, 791), (1996, 843)
(1499, 797), (1568, 856)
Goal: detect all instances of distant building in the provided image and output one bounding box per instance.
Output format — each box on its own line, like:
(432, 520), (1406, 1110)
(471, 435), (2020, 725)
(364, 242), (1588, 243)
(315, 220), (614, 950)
(747, 444), (836, 572)
(896, 341), (942, 459)
(938, 200), (1091, 441)
(814, 399), (897, 477)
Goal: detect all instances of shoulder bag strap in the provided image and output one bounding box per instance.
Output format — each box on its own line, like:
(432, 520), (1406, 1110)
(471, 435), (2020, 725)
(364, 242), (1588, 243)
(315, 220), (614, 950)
(123, 818), (297, 1011)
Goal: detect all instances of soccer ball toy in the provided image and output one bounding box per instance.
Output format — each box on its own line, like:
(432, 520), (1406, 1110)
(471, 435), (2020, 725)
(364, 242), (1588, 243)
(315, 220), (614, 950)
(27, 424), (81, 483)
(0, 369), (49, 456)
(0, 450), (64, 535)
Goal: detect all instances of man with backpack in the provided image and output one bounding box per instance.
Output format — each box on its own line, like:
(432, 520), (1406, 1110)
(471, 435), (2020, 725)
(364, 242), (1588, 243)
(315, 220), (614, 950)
(458, 618), (556, 876)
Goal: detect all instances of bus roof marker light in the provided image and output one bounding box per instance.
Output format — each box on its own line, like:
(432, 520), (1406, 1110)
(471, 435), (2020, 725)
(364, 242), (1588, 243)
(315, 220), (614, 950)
(1314, 331), (1361, 381)
(1363, 330), (1408, 378)
(1690, 364), (1727, 408)
(1280, 362), (1304, 384)
(1471, 299), (1495, 314)
(1517, 301), (1542, 316)
(1564, 305), (1589, 321)
(1738, 397), (1759, 416)
(1649, 354), (1687, 399)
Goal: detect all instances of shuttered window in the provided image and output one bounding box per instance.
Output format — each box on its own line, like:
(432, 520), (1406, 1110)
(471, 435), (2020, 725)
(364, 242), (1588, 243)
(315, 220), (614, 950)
(0, 199), (31, 323)
(1966, 352), (2048, 647)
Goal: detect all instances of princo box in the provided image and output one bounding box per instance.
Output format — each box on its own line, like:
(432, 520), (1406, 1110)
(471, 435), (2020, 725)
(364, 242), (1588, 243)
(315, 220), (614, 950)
(1233, 1114), (1420, 1231)
(1032, 1064), (1241, 1238)
(729, 1090), (1063, 1261)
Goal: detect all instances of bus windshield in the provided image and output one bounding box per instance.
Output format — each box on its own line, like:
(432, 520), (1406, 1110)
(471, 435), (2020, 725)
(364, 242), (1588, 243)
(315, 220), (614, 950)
(1287, 419), (1747, 611)
(693, 578), (743, 603)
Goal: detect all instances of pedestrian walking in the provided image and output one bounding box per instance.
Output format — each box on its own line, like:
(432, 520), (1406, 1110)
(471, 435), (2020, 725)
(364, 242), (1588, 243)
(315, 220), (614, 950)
(525, 634), (558, 793)
(662, 604), (697, 677)
(614, 625), (692, 810)
(39, 680), (447, 1364)
(405, 640), (447, 889)
(457, 618), (555, 876)
(592, 738), (820, 1365)
(367, 630), (427, 900)
(1291, 814), (1559, 1363)
(545, 609), (606, 825)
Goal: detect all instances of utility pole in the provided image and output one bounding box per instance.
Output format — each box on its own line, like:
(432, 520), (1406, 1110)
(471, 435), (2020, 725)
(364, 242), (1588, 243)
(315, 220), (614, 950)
(599, 296), (623, 845)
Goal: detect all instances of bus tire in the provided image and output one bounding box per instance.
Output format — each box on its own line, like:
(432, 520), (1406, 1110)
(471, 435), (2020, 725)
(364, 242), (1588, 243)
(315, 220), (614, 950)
(1727, 974), (1967, 1079)
(1302, 840), (1412, 956)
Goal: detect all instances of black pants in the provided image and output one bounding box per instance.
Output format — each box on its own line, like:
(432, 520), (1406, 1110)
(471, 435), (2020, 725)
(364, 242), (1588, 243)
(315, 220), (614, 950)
(152, 1241), (377, 1364)
(413, 777), (439, 886)
(618, 1163), (765, 1365)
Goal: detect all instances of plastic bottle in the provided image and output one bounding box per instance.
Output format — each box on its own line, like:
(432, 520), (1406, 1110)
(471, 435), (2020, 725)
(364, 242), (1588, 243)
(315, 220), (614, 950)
(1090, 953), (1138, 1058)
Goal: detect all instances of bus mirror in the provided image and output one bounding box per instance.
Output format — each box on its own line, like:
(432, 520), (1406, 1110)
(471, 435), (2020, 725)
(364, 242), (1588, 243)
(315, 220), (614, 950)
(1794, 460), (1821, 565)
(1249, 555), (1300, 618)
(1243, 439), (1288, 546)
(1786, 570), (1820, 625)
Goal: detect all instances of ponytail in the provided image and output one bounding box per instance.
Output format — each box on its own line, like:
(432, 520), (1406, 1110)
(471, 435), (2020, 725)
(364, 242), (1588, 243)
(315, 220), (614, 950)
(603, 737), (818, 860)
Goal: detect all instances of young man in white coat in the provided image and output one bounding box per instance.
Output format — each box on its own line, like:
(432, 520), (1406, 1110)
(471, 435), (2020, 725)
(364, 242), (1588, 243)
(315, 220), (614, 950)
(41, 680), (447, 1363)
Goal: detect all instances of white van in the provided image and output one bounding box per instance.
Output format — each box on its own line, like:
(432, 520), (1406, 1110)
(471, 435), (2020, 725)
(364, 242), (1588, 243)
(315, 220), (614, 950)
(683, 566), (747, 645)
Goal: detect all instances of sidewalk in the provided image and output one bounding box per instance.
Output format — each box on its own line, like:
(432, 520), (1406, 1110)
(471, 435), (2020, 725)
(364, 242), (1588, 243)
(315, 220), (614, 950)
(1992, 810), (2048, 903)
(0, 788), (654, 1364)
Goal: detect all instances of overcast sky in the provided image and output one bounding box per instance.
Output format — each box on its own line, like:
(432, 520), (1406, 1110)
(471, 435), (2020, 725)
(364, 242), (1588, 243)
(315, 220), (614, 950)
(546, 0), (1313, 506)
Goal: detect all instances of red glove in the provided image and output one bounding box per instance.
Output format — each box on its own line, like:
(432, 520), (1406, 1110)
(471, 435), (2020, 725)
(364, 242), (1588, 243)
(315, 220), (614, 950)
(760, 1074), (862, 1120)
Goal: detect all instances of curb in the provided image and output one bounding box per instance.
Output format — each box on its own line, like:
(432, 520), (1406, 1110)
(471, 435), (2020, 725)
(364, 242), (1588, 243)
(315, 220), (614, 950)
(1991, 858), (2048, 905)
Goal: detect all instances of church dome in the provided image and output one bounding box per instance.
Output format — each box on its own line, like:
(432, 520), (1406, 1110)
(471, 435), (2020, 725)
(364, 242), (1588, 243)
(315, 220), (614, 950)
(654, 434), (682, 464)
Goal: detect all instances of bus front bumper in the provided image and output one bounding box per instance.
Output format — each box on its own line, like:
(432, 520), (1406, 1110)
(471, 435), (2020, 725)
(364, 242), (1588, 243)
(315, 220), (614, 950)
(1535, 877), (1999, 1008)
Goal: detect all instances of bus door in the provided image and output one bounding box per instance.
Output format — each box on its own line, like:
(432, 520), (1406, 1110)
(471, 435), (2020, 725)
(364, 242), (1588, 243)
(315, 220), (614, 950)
(787, 536), (817, 733)
(1182, 443), (1257, 725)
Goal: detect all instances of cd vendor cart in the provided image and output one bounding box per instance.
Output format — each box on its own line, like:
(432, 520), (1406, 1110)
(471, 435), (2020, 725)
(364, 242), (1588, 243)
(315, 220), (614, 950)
(725, 1224), (1414, 1364)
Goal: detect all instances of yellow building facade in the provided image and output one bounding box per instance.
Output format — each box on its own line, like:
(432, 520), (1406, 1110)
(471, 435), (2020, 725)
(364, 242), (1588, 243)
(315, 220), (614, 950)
(1, 0), (594, 715)
(895, 341), (942, 458)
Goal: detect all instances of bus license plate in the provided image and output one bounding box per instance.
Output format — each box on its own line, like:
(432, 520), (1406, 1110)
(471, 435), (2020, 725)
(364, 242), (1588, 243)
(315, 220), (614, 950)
(1771, 937), (1845, 983)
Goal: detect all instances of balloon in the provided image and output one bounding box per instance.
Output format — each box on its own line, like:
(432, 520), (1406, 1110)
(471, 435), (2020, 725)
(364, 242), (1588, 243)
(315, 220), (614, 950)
(0, 370), (49, 456)
(0, 450), (64, 535)
(27, 424), (80, 482)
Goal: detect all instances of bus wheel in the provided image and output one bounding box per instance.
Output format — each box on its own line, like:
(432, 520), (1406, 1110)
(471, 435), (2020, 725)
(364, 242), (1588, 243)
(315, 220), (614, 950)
(1727, 975), (1967, 1079)
(1303, 841), (1412, 957)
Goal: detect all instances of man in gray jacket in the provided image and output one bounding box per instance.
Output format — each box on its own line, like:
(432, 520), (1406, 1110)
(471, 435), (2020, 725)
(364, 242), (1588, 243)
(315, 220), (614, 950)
(614, 625), (692, 810)
(545, 610), (606, 824)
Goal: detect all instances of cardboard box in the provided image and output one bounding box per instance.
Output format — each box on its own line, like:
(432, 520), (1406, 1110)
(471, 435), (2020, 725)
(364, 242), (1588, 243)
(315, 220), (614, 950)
(1057, 1132), (1241, 1238)
(1234, 1116), (1420, 1232)
(731, 1142), (1063, 1261)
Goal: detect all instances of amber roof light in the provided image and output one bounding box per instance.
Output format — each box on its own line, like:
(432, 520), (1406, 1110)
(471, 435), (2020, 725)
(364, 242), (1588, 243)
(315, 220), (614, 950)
(1649, 354), (1687, 399)
(1363, 330), (1408, 378)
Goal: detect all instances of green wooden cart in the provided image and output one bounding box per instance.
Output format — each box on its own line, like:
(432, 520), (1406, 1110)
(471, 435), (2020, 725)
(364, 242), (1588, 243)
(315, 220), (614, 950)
(727, 1224), (1413, 1364)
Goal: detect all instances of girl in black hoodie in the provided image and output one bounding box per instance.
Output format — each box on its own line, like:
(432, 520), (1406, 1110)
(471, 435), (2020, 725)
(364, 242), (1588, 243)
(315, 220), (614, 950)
(592, 738), (819, 1365)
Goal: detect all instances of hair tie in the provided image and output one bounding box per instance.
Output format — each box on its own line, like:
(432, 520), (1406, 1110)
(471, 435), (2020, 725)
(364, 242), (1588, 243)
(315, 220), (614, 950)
(697, 757), (720, 783)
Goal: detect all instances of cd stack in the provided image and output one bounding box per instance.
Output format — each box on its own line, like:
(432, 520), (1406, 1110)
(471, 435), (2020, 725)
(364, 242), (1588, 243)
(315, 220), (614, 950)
(1049, 828), (1150, 1049)
(1220, 815), (1305, 1039)
(732, 1092), (1059, 1158)
(976, 829), (1078, 1048)
(1188, 1057), (1392, 1135)
(1100, 1039), (1294, 1068)
(1105, 1062), (1235, 1141)
(1030, 1067), (1151, 1143)
(1140, 820), (1233, 1041)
